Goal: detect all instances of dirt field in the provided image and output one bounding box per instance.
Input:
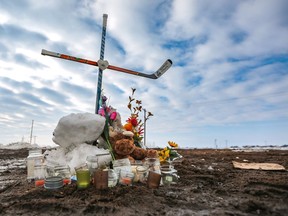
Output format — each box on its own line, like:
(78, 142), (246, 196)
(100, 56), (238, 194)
(0, 148), (287, 215)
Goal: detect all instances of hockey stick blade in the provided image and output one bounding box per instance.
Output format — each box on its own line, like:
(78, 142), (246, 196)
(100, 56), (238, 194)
(152, 59), (173, 79)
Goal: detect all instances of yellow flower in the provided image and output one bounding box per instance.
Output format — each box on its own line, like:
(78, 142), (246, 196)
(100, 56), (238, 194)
(164, 149), (170, 158)
(168, 141), (178, 148)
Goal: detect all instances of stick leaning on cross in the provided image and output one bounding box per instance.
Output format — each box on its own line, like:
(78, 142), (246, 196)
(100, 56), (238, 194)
(41, 14), (173, 113)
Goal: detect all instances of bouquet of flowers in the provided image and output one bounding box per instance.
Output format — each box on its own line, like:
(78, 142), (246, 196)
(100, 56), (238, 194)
(158, 141), (182, 164)
(123, 88), (153, 148)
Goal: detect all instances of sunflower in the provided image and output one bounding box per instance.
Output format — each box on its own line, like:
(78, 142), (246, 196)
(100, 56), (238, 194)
(168, 141), (178, 148)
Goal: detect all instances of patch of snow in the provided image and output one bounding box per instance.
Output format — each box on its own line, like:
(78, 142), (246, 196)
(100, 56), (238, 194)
(52, 113), (105, 151)
(0, 142), (41, 150)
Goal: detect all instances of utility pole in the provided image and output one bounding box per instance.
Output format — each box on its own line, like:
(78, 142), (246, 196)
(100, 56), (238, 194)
(143, 108), (147, 148)
(29, 120), (34, 145)
(214, 139), (218, 149)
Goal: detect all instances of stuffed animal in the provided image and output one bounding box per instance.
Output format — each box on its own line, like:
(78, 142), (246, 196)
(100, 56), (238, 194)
(109, 129), (156, 161)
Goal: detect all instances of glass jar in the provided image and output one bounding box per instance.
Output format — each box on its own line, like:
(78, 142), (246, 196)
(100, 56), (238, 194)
(113, 158), (132, 179)
(54, 165), (71, 185)
(108, 169), (118, 187)
(86, 156), (99, 176)
(143, 158), (161, 174)
(26, 149), (44, 180)
(34, 165), (46, 187)
(119, 170), (134, 186)
(96, 153), (112, 168)
(75, 163), (90, 189)
(136, 165), (149, 183)
(160, 166), (179, 185)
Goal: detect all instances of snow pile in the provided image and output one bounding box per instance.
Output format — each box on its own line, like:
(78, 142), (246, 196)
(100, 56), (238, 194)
(45, 144), (111, 174)
(45, 112), (111, 173)
(52, 113), (106, 151)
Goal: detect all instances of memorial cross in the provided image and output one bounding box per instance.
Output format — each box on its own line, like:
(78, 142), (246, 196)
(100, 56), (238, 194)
(41, 14), (172, 114)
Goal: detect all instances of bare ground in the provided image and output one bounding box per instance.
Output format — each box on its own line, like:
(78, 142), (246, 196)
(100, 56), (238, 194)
(0, 148), (287, 216)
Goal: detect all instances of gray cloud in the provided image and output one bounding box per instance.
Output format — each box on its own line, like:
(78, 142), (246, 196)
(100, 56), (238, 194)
(59, 81), (94, 98)
(0, 24), (47, 46)
(38, 87), (72, 106)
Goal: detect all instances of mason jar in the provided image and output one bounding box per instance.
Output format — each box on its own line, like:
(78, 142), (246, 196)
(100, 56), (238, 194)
(136, 165), (149, 183)
(113, 158), (132, 179)
(160, 166), (179, 185)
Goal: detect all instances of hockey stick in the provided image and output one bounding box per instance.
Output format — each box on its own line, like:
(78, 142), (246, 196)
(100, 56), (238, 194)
(41, 49), (172, 79)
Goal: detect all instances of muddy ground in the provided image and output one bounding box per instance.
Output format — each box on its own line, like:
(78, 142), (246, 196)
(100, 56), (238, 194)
(0, 148), (287, 216)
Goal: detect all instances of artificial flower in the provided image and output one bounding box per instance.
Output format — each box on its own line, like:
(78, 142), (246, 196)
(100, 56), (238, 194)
(123, 123), (133, 131)
(124, 88), (153, 148)
(110, 112), (117, 121)
(127, 117), (138, 127)
(158, 141), (182, 163)
(168, 141), (178, 148)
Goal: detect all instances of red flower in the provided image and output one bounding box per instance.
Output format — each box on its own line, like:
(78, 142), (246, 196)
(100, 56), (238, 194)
(127, 117), (138, 127)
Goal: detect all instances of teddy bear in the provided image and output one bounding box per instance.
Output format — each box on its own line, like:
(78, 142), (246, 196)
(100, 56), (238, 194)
(108, 128), (158, 161)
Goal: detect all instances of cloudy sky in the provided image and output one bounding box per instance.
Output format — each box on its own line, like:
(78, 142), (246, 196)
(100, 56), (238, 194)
(1, 0), (288, 148)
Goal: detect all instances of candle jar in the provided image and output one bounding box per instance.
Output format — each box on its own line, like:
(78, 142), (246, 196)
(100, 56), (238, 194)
(54, 165), (71, 185)
(143, 157), (161, 174)
(147, 171), (161, 189)
(119, 170), (134, 186)
(136, 165), (149, 183)
(34, 165), (46, 187)
(94, 170), (108, 189)
(108, 169), (118, 187)
(75, 164), (90, 189)
(113, 158), (132, 179)
(160, 166), (179, 186)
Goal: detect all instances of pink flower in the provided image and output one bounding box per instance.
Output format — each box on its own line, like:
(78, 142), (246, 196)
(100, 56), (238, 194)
(98, 108), (105, 116)
(110, 112), (117, 121)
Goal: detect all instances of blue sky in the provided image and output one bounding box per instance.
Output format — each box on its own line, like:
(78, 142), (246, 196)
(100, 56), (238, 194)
(0, 0), (288, 148)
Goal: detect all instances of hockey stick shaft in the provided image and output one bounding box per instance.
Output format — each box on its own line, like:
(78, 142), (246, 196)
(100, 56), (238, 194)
(41, 49), (172, 79)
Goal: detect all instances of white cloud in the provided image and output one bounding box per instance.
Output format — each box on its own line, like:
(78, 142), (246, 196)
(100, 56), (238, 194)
(0, 0), (287, 148)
